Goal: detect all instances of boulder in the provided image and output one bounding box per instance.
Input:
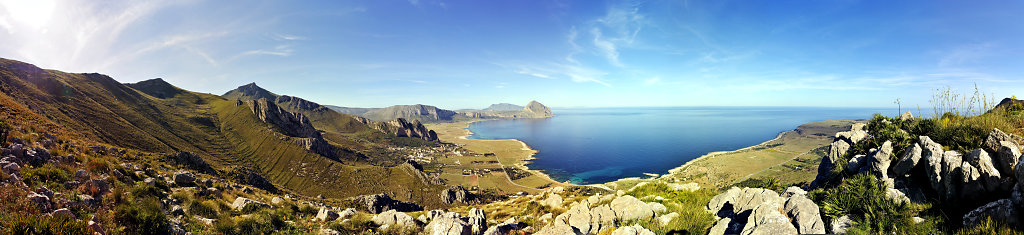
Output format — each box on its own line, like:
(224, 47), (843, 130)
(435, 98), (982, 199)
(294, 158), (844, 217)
(921, 136), (946, 193)
(983, 128), (1016, 153)
(542, 193), (563, 209)
(468, 208), (487, 235)
(170, 205), (185, 216)
(741, 201), (798, 235)
(372, 210), (418, 229)
(424, 212), (473, 235)
(708, 217), (731, 235)
(354, 193), (423, 213)
(813, 140), (851, 187)
(892, 143), (923, 176)
(781, 186), (807, 198)
(647, 202), (667, 214)
(338, 208), (357, 220)
(27, 192), (52, 211)
(708, 187), (742, 217)
(591, 204), (617, 225)
(995, 141), (1021, 175)
(1, 162), (19, 174)
(847, 155), (868, 174)
(79, 179), (110, 198)
(441, 185), (470, 204)
(611, 195), (655, 221)
(959, 162), (984, 200)
(535, 222), (578, 235)
(900, 111), (915, 121)
(830, 215), (855, 234)
(868, 141), (894, 178)
(784, 194), (826, 234)
(835, 129), (868, 144)
(611, 224), (655, 235)
(658, 212), (679, 227)
(316, 208), (339, 221)
(965, 149), (1002, 192)
(172, 171), (196, 186)
(271, 197), (285, 205)
(74, 169), (89, 181)
(941, 151), (963, 200)
(564, 201), (594, 234)
(962, 199), (1021, 228)
(231, 197), (268, 211)
(51, 208), (75, 219)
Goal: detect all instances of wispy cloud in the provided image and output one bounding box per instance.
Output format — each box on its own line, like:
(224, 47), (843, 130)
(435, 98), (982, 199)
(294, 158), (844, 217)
(274, 34), (306, 41)
(938, 42), (996, 67)
(586, 5), (647, 67)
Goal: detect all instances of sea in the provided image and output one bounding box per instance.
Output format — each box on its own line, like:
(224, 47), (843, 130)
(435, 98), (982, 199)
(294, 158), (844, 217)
(466, 107), (905, 185)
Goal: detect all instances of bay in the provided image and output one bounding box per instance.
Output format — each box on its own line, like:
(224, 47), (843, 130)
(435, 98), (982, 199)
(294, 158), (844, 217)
(467, 106), (904, 185)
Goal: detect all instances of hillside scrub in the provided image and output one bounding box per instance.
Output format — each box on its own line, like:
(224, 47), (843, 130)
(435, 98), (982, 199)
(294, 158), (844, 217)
(813, 174), (936, 233)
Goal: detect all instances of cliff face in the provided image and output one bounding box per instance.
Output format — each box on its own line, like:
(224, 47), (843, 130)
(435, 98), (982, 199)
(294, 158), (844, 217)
(361, 104), (457, 123)
(483, 103), (524, 111)
(523, 100), (553, 117)
(355, 117), (438, 141)
(458, 101), (554, 119)
(244, 98), (336, 158)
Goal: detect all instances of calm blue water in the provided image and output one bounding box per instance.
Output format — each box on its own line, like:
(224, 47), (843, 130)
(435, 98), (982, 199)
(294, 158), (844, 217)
(467, 107), (904, 185)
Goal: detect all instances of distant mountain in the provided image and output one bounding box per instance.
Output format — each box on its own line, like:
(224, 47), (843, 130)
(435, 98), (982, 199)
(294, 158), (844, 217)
(483, 103), (524, 111)
(326, 105), (378, 116)
(523, 100), (554, 117)
(360, 104), (458, 123)
(223, 83), (367, 134)
(126, 78), (185, 99)
(222, 82), (278, 101)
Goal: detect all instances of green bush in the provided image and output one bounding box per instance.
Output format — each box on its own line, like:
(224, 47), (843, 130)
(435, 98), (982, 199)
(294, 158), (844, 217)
(188, 200), (219, 218)
(130, 182), (166, 199)
(20, 164), (72, 187)
(733, 177), (783, 193)
(957, 217), (1021, 235)
(818, 174), (928, 233)
(0, 120), (10, 144)
(113, 197), (169, 235)
(9, 213), (89, 235)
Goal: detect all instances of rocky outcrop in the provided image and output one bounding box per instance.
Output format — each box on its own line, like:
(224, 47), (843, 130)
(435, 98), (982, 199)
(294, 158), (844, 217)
(611, 195), (655, 221)
(372, 209), (418, 230)
(811, 123), (866, 187)
(355, 117), (438, 141)
(246, 98), (338, 158)
(225, 166), (278, 193)
(441, 185), (470, 204)
(354, 193), (423, 214)
(165, 151), (216, 174)
(231, 197), (268, 211)
(708, 187), (820, 235)
(523, 101), (554, 117)
(172, 171), (196, 186)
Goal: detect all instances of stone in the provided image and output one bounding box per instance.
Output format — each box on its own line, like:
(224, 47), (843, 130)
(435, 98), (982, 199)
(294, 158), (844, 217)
(1, 162), (19, 174)
(962, 199), (1021, 228)
(80, 179), (110, 198)
(831, 215), (855, 234)
(172, 171), (196, 186)
(611, 195), (655, 221)
(74, 169), (89, 181)
(708, 217), (731, 235)
(372, 209), (418, 229)
(316, 207), (339, 221)
(784, 194), (826, 234)
(442, 185), (470, 204)
(424, 212), (472, 235)
(647, 202), (667, 214)
(611, 224), (655, 235)
(468, 208), (487, 235)
(941, 151), (963, 200)
(319, 228), (341, 235)
(231, 197), (267, 211)
(35, 186), (54, 198)
(51, 208), (75, 219)
(535, 222), (578, 235)
(847, 155), (867, 174)
(965, 148), (1002, 192)
(781, 186), (807, 198)
(1012, 184), (1023, 206)
(658, 212), (679, 227)
(27, 192), (52, 211)
(741, 201), (798, 235)
(960, 162), (984, 200)
(813, 140), (851, 187)
(868, 141), (894, 178)
(271, 197), (285, 205)
(484, 221), (523, 235)
(921, 136), (946, 193)
(996, 141), (1021, 175)
(542, 193), (563, 209)
(983, 128), (1015, 153)
(354, 193), (423, 213)
(708, 187), (742, 216)
(892, 143), (923, 176)
(592, 204), (617, 225)
(900, 111), (915, 121)
(170, 205), (185, 216)
(338, 208), (357, 220)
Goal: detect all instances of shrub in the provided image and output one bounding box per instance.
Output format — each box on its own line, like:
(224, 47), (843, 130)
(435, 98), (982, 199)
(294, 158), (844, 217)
(20, 164), (72, 187)
(957, 217), (1020, 235)
(130, 182), (165, 199)
(113, 197), (169, 235)
(733, 177), (783, 193)
(0, 120), (10, 144)
(9, 213), (89, 235)
(818, 174), (926, 233)
(188, 200), (219, 218)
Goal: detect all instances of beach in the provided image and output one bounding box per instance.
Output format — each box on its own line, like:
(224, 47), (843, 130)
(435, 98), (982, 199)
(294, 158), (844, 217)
(426, 121), (566, 194)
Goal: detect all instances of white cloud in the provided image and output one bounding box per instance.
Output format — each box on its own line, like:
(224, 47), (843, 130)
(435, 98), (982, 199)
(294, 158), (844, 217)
(591, 28), (623, 67)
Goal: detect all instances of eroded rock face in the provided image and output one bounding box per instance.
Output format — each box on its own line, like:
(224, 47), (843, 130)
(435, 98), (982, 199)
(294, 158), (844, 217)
(941, 151), (964, 200)
(355, 117), (439, 141)
(354, 193), (423, 214)
(813, 140), (851, 187)
(542, 193), (563, 209)
(424, 212), (472, 235)
(442, 185), (470, 204)
(708, 187), (815, 234)
(983, 128), (1015, 153)
(995, 141), (1021, 175)
(611, 195), (655, 221)
(964, 149), (1002, 192)
(741, 201), (798, 235)
(921, 136), (946, 193)
(373, 210), (418, 230)
(868, 141), (894, 178)
(246, 98), (337, 159)
(892, 143), (922, 176)
(963, 199), (1021, 228)
(784, 194), (825, 234)
(231, 197), (267, 211)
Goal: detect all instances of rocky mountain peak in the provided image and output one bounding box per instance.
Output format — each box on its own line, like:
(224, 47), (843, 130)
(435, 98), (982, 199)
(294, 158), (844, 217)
(523, 100), (553, 117)
(224, 82), (277, 101)
(126, 78), (183, 99)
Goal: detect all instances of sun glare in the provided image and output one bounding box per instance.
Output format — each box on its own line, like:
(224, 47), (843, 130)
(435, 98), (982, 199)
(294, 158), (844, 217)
(0, 0), (56, 32)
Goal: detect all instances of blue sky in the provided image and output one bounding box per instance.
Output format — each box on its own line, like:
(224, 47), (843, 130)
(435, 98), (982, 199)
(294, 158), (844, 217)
(1, 0), (1023, 109)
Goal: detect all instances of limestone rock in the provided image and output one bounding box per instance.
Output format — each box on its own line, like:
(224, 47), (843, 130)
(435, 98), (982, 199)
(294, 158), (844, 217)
(941, 150), (963, 200)
(172, 171), (195, 186)
(846, 154), (867, 174)
(813, 140), (851, 187)
(708, 187), (742, 216)
(900, 111), (915, 121)
(995, 141), (1021, 175)
(338, 208), (357, 220)
(892, 143), (923, 176)
(27, 192), (51, 211)
(868, 141), (894, 178)
(983, 128), (1016, 153)
(965, 148), (1002, 192)
(372, 210), (418, 229)
(231, 197), (267, 211)
(535, 222), (578, 235)
(467, 208), (487, 235)
(784, 194), (826, 234)
(271, 197), (285, 205)
(782, 186), (807, 198)
(658, 212), (679, 227)
(708, 217), (731, 235)
(647, 202), (667, 214)
(354, 193), (423, 213)
(960, 162), (983, 199)
(424, 212), (472, 235)
(542, 193), (563, 209)
(592, 204), (617, 225)
(611, 195), (655, 221)
(317, 208), (339, 221)
(442, 185), (470, 204)
(611, 224), (655, 235)
(920, 136), (945, 194)
(741, 201), (798, 235)
(666, 182), (700, 192)
(963, 199), (1021, 228)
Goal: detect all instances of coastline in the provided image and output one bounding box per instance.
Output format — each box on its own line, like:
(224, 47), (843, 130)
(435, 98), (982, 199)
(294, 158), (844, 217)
(427, 119), (567, 192)
(665, 129), (790, 176)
